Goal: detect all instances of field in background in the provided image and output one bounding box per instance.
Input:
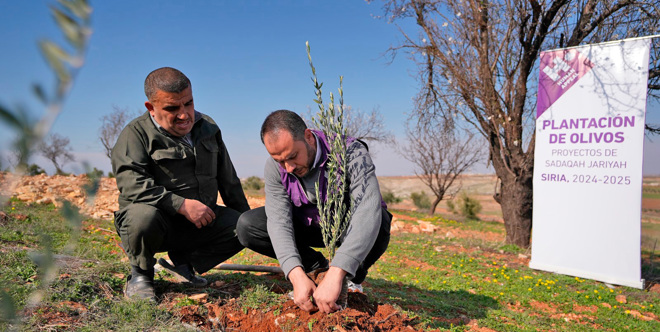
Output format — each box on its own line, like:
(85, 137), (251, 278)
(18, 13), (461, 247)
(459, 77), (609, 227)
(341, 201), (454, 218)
(379, 175), (660, 252)
(379, 175), (502, 222)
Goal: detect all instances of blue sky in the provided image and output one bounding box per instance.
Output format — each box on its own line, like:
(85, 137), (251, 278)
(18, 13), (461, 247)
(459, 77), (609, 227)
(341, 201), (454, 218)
(0, 0), (658, 177)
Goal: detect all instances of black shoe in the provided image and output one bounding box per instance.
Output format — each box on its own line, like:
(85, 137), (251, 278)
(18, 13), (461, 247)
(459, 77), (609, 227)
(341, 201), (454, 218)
(157, 258), (208, 287)
(124, 275), (156, 302)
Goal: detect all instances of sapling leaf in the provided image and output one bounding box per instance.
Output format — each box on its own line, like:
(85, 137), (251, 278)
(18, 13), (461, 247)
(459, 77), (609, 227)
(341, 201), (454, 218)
(0, 104), (21, 129)
(61, 200), (83, 232)
(29, 234), (57, 282)
(32, 84), (49, 104)
(0, 290), (17, 323)
(51, 6), (84, 49)
(38, 40), (72, 86)
(57, 0), (92, 24)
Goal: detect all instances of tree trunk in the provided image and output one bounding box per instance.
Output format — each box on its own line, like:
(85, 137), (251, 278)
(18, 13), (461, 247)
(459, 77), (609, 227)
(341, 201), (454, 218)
(494, 172), (533, 248)
(429, 195), (441, 215)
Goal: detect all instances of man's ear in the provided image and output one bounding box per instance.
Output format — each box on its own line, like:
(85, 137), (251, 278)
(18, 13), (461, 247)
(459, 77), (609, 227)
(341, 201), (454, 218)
(304, 128), (315, 146)
(145, 101), (154, 114)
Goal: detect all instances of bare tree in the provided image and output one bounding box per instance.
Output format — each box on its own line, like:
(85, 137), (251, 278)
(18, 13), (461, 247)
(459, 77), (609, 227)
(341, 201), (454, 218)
(99, 106), (137, 159)
(344, 106), (395, 144)
(5, 150), (19, 171)
(38, 133), (74, 175)
(377, 0), (659, 247)
(306, 105), (394, 144)
(400, 112), (482, 215)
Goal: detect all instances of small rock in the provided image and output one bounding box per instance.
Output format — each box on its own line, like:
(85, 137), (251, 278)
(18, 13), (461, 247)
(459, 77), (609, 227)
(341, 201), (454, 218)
(627, 310), (654, 321)
(36, 197), (52, 205)
(601, 303), (611, 308)
(390, 221), (403, 232)
(189, 293), (208, 301)
(615, 295), (627, 304)
(416, 220), (436, 233)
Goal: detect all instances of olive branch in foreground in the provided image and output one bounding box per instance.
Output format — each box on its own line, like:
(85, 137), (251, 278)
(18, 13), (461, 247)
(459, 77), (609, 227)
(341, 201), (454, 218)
(0, 0), (93, 329)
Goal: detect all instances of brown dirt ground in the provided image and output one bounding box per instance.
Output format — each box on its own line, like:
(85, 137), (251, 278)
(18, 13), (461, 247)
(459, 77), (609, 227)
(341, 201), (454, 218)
(178, 292), (422, 332)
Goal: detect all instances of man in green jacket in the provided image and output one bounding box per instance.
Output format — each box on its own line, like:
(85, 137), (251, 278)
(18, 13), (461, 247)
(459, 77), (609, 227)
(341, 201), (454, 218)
(111, 67), (250, 301)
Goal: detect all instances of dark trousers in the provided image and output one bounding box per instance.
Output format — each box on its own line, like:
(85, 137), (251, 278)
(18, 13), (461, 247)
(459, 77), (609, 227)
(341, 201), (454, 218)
(114, 203), (244, 274)
(236, 206), (391, 284)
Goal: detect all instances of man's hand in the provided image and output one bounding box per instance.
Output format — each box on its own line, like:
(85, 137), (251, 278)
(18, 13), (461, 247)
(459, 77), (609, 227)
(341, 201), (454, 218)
(288, 267), (317, 312)
(313, 266), (347, 313)
(177, 199), (216, 228)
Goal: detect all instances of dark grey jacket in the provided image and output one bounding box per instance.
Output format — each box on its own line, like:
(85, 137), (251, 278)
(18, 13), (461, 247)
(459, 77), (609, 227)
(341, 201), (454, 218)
(111, 111), (249, 215)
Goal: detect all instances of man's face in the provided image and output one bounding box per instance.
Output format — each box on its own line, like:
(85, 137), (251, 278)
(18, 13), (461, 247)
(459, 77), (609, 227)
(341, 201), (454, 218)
(264, 129), (316, 177)
(145, 87), (194, 137)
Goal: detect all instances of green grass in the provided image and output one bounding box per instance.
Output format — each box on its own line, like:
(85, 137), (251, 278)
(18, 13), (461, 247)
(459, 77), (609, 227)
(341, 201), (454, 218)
(237, 284), (284, 313)
(1, 197), (659, 331)
(642, 185), (660, 199)
(643, 186), (660, 199)
(0, 198), (195, 331)
(642, 222), (660, 252)
(367, 232), (659, 330)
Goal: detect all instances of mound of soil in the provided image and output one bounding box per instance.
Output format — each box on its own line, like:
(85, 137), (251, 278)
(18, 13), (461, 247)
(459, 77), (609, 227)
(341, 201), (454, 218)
(177, 292), (422, 332)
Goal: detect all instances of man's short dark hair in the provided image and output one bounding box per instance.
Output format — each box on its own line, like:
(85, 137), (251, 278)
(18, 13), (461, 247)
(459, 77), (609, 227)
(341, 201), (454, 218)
(144, 67), (191, 100)
(260, 110), (307, 144)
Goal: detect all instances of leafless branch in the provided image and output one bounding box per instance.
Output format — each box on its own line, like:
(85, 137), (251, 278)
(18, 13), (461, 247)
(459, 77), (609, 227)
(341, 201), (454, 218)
(99, 106), (139, 159)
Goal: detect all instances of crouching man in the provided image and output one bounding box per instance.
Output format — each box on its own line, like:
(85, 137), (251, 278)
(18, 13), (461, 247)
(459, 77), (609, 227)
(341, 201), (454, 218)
(112, 67), (250, 301)
(237, 110), (390, 313)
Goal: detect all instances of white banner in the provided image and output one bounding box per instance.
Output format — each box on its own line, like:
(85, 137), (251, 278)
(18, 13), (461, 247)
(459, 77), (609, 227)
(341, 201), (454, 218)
(530, 38), (651, 289)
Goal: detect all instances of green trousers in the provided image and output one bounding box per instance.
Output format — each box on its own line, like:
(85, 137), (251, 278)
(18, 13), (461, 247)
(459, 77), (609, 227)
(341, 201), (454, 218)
(114, 203), (243, 274)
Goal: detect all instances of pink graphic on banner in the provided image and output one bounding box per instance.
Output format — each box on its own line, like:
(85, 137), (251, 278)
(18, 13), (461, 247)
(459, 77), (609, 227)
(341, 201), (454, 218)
(537, 49), (594, 118)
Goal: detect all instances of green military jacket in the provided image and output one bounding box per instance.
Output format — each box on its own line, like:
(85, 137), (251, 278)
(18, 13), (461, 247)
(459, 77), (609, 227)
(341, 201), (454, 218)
(111, 111), (250, 215)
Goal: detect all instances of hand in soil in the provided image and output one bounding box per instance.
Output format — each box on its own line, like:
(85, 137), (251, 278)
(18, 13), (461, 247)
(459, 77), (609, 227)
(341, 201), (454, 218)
(313, 266), (346, 313)
(288, 267), (318, 312)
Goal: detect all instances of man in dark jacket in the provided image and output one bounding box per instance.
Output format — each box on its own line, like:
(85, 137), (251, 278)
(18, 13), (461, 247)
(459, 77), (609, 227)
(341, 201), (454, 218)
(112, 67), (249, 301)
